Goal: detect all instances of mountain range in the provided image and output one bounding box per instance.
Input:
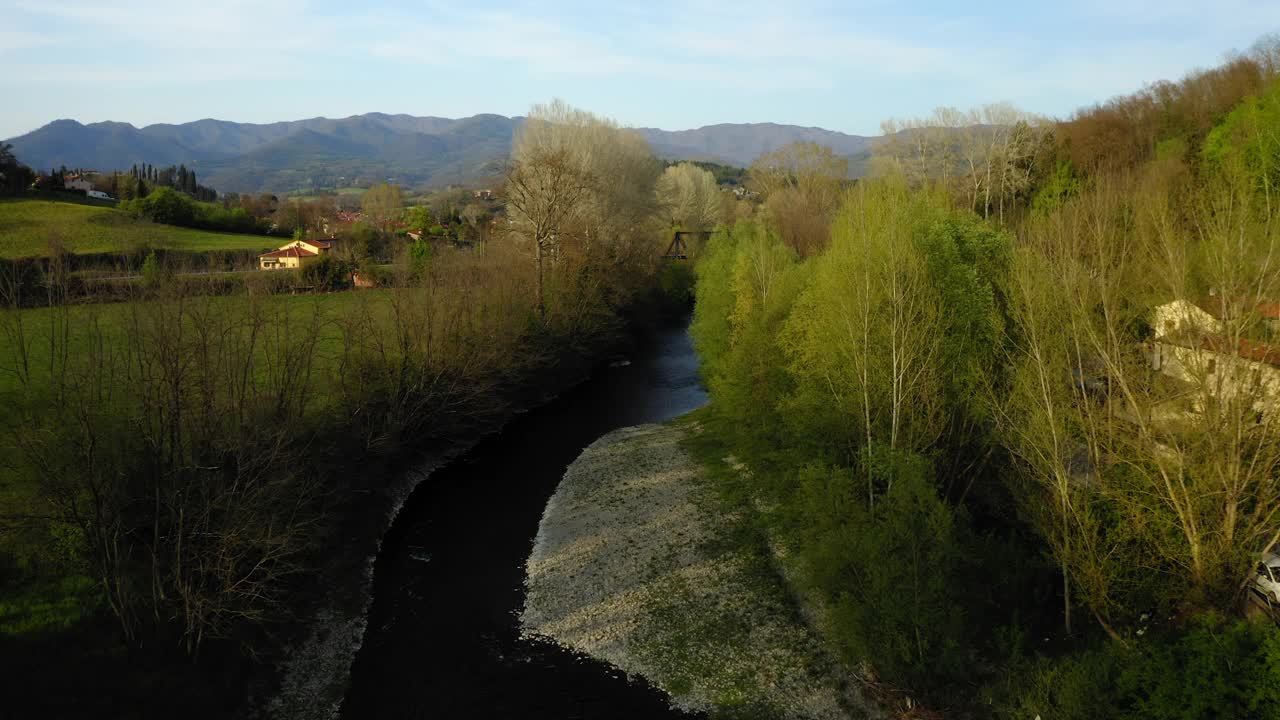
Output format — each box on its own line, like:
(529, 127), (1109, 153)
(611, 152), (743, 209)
(5, 113), (876, 194)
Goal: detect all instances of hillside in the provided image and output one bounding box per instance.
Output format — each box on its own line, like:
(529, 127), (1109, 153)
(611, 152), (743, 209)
(0, 197), (275, 259)
(639, 123), (872, 168)
(6, 114), (876, 193)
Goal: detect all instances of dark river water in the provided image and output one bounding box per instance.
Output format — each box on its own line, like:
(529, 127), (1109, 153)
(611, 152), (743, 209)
(342, 317), (708, 719)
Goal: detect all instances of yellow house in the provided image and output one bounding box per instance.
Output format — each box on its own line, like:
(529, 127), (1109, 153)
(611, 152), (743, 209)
(282, 239), (332, 255)
(259, 239), (332, 270)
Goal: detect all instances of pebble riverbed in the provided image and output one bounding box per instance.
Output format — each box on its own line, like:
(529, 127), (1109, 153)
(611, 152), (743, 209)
(522, 422), (859, 719)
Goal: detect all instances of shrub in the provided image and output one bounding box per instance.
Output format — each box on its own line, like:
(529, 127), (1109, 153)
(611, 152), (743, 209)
(997, 617), (1280, 720)
(297, 255), (350, 291)
(140, 251), (162, 291)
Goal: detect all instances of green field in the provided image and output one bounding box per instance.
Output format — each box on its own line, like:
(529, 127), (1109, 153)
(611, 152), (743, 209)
(0, 198), (276, 259)
(0, 291), (379, 405)
(286, 187), (366, 202)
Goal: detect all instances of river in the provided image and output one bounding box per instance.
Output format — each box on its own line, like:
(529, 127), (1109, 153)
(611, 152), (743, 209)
(342, 316), (708, 719)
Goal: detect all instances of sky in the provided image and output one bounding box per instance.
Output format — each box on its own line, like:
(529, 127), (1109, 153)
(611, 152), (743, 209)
(3, 0), (1279, 140)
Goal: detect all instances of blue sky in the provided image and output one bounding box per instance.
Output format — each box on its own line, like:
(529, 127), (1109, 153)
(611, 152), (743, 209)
(3, 0), (1278, 139)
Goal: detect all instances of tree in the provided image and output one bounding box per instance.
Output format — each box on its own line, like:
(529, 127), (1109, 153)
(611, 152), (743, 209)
(505, 99), (661, 320)
(782, 179), (944, 502)
(998, 165), (1280, 634)
(362, 183), (404, 231)
(461, 203), (492, 252)
(0, 142), (34, 195)
(140, 251), (162, 291)
(407, 238), (432, 283)
(748, 142), (847, 255)
(506, 141), (592, 320)
(877, 104), (1046, 220)
(821, 462), (966, 688)
(656, 162), (722, 231)
(404, 205), (435, 236)
(1203, 77), (1280, 216)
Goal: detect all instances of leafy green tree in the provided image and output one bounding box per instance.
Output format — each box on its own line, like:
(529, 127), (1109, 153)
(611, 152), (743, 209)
(828, 456), (966, 689)
(127, 187), (198, 226)
(1031, 159), (1082, 214)
(347, 223), (385, 262)
(140, 251), (162, 291)
(782, 179), (943, 488)
(695, 221), (806, 450)
(404, 205), (434, 236)
(1203, 77), (1280, 214)
(407, 238), (432, 282)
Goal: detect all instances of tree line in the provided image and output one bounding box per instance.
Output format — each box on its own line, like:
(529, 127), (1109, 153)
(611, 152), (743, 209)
(120, 163), (217, 202)
(690, 35), (1280, 718)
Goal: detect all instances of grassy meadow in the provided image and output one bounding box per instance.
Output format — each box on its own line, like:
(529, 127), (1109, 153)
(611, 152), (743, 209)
(0, 197), (276, 258)
(0, 289), (406, 411)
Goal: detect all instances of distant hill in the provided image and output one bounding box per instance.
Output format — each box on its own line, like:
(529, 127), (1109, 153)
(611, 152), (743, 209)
(639, 123), (872, 168)
(6, 113), (877, 194)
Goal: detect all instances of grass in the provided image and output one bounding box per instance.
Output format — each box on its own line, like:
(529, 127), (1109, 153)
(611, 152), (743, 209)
(0, 576), (101, 636)
(286, 187), (365, 202)
(0, 291), (394, 635)
(0, 291), (385, 406)
(0, 197), (276, 259)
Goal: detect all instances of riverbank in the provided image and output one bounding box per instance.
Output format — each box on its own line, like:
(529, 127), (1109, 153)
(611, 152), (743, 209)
(339, 314), (706, 717)
(267, 294), (704, 718)
(523, 420), (873, 719)
(263, 330), (639, 719)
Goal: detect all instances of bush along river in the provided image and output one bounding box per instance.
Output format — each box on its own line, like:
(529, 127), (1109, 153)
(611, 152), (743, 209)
(341, 316), (708, 719)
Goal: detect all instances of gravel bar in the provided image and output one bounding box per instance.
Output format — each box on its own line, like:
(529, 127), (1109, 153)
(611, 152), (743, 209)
(522, 423), (857, 719)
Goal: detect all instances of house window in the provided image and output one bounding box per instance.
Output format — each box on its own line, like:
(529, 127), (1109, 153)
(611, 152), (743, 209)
(1207, 358), (1217, 375)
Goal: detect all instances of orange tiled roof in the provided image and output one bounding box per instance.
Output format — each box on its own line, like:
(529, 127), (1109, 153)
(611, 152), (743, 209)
(261, 247), (317, 259)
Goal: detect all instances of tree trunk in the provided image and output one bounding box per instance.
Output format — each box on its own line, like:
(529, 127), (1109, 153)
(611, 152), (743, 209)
(535, 238), (546, 321)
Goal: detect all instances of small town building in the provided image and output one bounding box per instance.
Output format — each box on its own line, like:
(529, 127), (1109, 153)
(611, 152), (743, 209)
(259, 246), (317, 270)
(1149, 298), (1280, 415)
(259, 239), (332, 270)
(282, 238), (332, 255)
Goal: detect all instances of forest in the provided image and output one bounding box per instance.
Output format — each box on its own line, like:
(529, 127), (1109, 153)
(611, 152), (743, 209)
(688, 36), (1280, 718)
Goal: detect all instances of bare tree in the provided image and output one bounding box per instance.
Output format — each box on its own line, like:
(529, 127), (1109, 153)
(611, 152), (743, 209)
(656, 162), (722, 231)
(876, 104), (1047, 219)
(999, 164), (1280, 634)
(504, 99), (661, 321)
(505, 143), (593, 320)
(361, 183), (404, 232)
(748, 142), (848, 255)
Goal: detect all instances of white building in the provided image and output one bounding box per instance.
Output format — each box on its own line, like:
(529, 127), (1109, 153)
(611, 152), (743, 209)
(1150, 299), (1280, 415)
